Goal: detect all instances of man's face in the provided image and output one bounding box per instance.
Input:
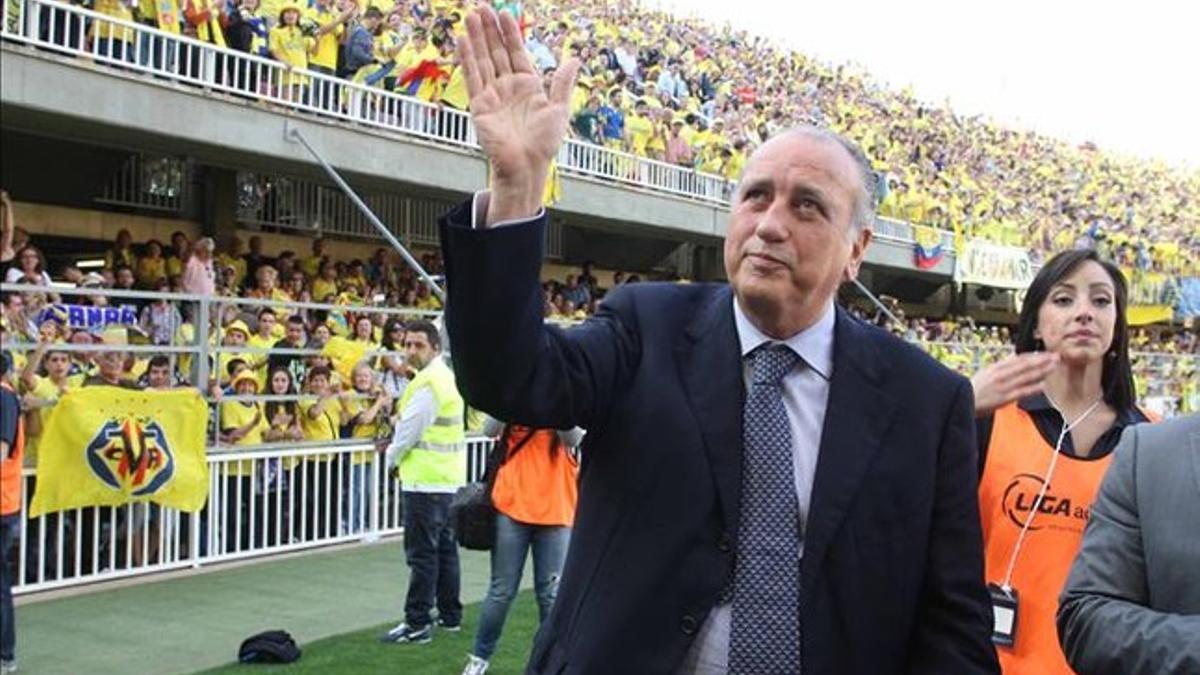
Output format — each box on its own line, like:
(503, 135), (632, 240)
(404, 332), (438, 370)
(117, 269), (135, 288)
(286, 321), (305, 344)
(723, 132), (872, 336)
(96, 351), (126, 379)
(226, 330), (246, 346)
(148, 365), (171, 388)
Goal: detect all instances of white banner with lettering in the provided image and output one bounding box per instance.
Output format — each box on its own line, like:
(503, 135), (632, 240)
(954, 240), (1035, 290)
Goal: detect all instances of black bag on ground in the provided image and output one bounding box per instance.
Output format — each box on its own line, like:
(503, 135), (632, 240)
(238, 630), (301, 664)
(451, 427), (536, 551)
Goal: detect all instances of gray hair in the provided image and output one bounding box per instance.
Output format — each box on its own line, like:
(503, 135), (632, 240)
(747, 126), (879, 235)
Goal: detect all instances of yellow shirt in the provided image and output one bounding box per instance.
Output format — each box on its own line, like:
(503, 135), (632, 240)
(306, 6), (344, 70)
(135, 256), (167, 287)
(440, 65), (469, 110)
(300, 399), (339, 462)
(312, 278), (339, 303)
(269, 25), (311, 74)
(626, 113), (654, 155)
(219, 401), (266, 475)
(93, 0), (135, 41)
(415, 295), (443, 311)
(343, 395), (383, 464)
(21, 376), (68, 467)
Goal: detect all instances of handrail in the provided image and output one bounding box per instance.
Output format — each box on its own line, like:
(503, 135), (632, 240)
(0, 0), (735, 206)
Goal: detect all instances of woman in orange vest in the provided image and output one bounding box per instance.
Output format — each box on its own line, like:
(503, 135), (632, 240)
(971, 249), (1152, 674)
(461, 417), (581, 675)
(2, 351), (27, 672)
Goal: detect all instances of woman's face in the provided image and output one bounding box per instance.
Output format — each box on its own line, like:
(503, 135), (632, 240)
(355, 318), (373, 339)
(148, 242), (162, 257)
(314, 324), (331, 342)
(388, 12), (401, 28)
(271, 371), (290, 394)
(353, 368), (373, 391)
(1035, 260), (1117, 367)
(19, 248), (38, 272)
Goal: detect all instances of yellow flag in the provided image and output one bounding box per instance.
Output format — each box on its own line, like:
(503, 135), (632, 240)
(30, 386), (211, 517)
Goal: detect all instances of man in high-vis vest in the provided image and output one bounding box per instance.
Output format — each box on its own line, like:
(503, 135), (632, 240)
(1, 351), (26, 673)
(379, 320), (466, 646)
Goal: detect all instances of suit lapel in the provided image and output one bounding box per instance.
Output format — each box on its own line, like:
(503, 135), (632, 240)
(801, 309), (898, 587)
(675, 286), (744, 537)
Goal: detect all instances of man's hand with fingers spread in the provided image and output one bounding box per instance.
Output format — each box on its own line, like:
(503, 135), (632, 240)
(458, 3), (580, 226)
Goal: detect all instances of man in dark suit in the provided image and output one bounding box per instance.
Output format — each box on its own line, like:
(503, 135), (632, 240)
(440, 7), (998, 674)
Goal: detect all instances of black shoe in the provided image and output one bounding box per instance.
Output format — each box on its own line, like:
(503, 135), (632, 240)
(437, 617), (462, 632)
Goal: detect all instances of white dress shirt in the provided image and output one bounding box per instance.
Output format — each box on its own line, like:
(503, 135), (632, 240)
(681, 297), (835, 674)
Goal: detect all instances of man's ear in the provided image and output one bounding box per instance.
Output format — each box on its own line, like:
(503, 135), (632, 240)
(842, 228), (873, 283)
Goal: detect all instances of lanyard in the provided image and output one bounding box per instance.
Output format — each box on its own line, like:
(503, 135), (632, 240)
(999, 396), (1103, 592)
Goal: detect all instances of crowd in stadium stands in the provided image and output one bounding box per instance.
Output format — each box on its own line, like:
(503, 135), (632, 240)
(2, 208), (1195, 422)
(14, 0), (1197, 275)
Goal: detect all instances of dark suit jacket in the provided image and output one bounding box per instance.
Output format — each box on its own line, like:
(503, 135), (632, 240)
(440, 201), (999, 675)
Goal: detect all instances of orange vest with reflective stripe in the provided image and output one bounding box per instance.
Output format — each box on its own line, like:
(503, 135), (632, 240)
(1, 381), (26, 516)
(978, 402), (1112, 675)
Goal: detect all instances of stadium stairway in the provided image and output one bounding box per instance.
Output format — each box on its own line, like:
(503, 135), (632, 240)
(13, 541), (509, 674)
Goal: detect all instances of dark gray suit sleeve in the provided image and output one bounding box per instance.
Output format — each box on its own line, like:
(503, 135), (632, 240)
(1057, 425), (1200, 675)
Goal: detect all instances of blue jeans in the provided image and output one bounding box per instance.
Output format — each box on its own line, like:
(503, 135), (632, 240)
(344, 464), (368, 534)
(1, 513), (19, 661)
(402, 492), (461, 628)
(472, 513), (570, 660)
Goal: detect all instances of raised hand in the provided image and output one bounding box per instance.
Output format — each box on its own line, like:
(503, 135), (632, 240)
(970, 351), (1060, 416)
(458, 3), (580, 225)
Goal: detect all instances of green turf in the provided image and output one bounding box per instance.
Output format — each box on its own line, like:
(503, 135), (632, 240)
(13, 540), (531, 675)
(198, 590), (541, 675)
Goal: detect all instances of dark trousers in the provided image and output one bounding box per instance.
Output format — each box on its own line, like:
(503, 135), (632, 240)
(1, 513), (19, 661)
(402, 491), (461, 628)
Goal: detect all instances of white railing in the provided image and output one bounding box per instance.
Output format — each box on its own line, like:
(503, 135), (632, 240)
(12, 437), (493, 595)
(0, 0), (735, 206)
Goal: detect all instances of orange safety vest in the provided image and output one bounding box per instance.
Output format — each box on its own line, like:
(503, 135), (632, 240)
(979, 402), (1114, 675)
(1, 381), (26, 516)
(490, 426), (578, 527)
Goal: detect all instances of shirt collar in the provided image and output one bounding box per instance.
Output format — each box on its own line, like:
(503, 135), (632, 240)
(1018, 392), (1147, 426)
(732, 296), (835, 381)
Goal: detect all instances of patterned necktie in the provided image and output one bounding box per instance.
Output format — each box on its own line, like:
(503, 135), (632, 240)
(729, 343), (802, 674)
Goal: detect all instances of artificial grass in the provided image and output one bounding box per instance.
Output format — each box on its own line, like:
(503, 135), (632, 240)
(198, 590), (542, 675)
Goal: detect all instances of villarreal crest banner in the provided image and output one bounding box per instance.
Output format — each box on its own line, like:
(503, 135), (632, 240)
(29, 386), (210, 517)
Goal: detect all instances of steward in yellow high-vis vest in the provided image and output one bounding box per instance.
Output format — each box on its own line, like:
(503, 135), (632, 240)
(378, 320), (466, 640)
(391, 354), (465, 491)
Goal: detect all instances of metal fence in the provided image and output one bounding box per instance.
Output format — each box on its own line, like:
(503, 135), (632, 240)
(0, 0), (735, 207)
(11, 438), (493, 595)
(0, 283), (490, 595)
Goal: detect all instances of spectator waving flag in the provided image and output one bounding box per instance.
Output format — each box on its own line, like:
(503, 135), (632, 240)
(29, 386), (210, 517)
(912, 224), (945, 269)
(396, 59), (447, 98)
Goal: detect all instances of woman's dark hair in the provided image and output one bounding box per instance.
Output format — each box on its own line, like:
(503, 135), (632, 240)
(381, 318), (405, 350)
(264, 366), (298, 422)
(1013, 249), (1135, 412)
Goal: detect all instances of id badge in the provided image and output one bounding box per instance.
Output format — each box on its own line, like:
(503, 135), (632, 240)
(987, 583), (1018, 647)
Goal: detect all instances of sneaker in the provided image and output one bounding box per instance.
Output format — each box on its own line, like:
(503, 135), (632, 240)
(380, 622), (433, 644)
(437, 617), (462, 632)
(461, 654), (489, 675)
(0, 659), (16, 674)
